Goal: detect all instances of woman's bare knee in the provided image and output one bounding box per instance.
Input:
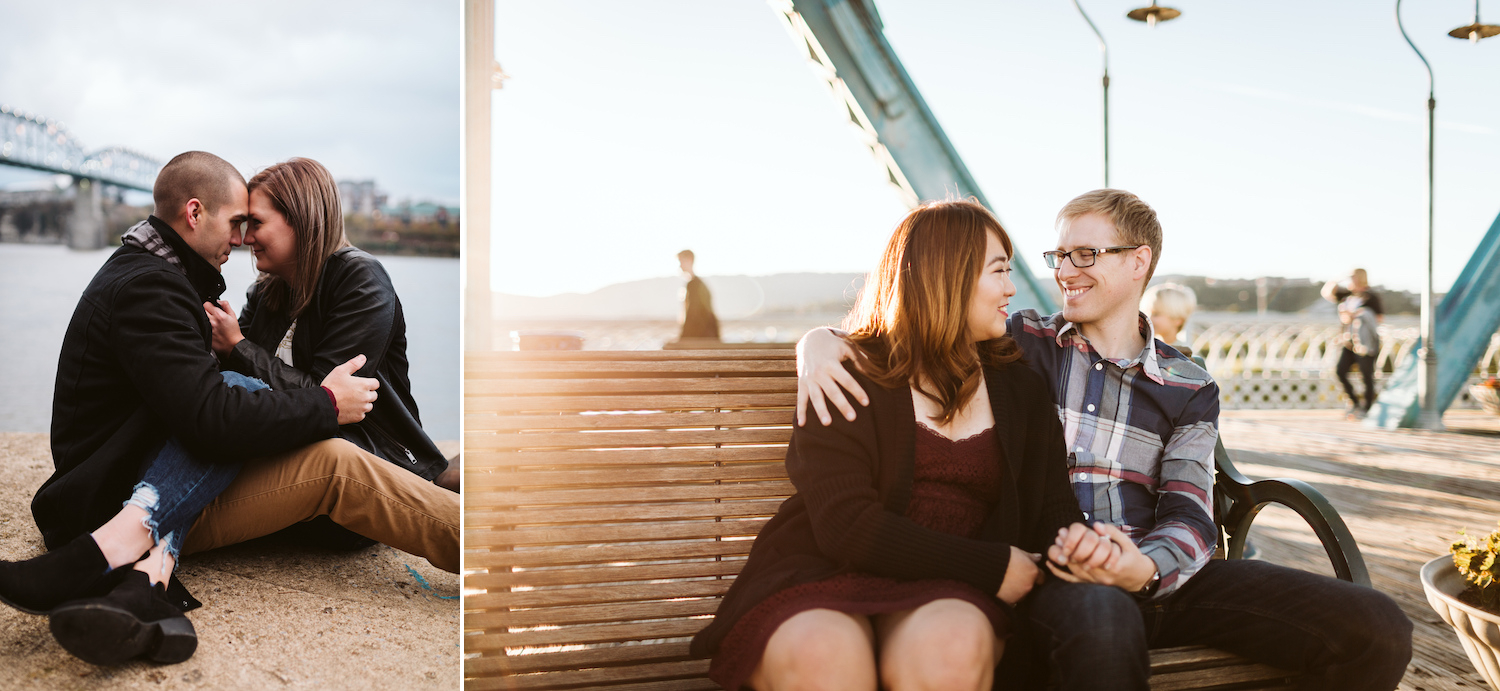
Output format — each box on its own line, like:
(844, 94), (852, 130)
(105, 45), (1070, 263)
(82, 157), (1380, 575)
(751, 609), (876, 691)
(878, 599), (997, 691)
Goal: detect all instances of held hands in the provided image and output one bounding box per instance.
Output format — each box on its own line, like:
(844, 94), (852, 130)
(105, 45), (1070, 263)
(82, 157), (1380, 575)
(795, 327), (869, 427)
(320, 354), (380, 425)
(203, 300), (244, 357)
(997, 546), (1046, 605)
(1045, 522), (1157, 593)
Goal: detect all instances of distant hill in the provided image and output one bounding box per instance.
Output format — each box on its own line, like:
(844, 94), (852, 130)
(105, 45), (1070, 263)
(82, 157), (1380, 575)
(496, 272), (1422, 320)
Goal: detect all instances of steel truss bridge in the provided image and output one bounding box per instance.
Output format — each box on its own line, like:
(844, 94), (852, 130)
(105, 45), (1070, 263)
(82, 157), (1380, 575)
(0, 104), (160, 192)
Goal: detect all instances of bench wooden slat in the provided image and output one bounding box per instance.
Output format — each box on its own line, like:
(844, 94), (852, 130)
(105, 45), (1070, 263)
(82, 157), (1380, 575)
(468, 464), (788, 490)
(468, 446), (791, 470)
(469, 618), (710, 650)
(471, 377), (798, 395)
(466, 393), (796, 413)
(468, 581), (730, 610)
(469, 518), (770, 549)
(467, 540), (757, 571)
(466, 359), (795, 375)
(467, 427), (793, 450)
(465, 481), (796, 510)
(470, 498), (786, 527)
(466, 599), (720, 630)
(470, 409), (792, 431)
(465, 673), (720, 691)
(468, 349), (795, 363)
(470, 640), (697, 676)
(465, 658), (711, 690)
(467, 559), (745, 590)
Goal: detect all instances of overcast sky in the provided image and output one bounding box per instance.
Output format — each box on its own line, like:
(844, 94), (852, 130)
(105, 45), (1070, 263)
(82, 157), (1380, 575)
(493, 0), (1500, 298)
(0, 0), (458, 204)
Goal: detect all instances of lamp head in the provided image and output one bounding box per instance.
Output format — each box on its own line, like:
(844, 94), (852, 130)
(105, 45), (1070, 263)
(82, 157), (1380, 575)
(1448, 22), (1500, 42)
(1127, 2), (1181, 27)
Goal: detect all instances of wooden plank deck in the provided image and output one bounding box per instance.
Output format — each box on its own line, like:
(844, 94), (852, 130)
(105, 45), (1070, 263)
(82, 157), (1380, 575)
(1219, 409), (1500, 690)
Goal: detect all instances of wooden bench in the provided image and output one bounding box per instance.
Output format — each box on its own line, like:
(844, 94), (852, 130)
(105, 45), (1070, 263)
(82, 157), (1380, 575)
(464, 349), (1369, 690)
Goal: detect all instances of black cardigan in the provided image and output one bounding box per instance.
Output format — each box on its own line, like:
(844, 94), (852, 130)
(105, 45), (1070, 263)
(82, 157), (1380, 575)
(690, 358), (1083, 657)
(222, 247), (447, 481)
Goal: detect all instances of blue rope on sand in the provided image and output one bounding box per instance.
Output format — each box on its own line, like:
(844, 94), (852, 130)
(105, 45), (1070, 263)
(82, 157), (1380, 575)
(406, 564), (459, 599)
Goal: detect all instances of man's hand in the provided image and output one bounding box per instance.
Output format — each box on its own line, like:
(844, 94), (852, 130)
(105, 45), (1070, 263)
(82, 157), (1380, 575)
(320, 354), (379, 425)
(1046, 522), (1157, 592)
(997, 546), (1045, 605)
(204, 300), (244, 357)
(795, 327), (868, 426)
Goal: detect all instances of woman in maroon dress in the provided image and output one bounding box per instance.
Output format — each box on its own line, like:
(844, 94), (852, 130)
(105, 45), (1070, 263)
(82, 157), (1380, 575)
(690, 199), (1083, 690)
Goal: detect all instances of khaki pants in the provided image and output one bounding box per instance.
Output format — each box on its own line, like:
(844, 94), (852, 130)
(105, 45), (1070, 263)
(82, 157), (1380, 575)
(180, 438), (458, 573)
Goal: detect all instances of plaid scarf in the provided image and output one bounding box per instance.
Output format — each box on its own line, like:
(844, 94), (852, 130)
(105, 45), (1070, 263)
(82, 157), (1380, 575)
(120, 219), (184, 273)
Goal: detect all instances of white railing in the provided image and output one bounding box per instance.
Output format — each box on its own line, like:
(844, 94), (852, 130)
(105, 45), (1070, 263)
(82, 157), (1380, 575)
(1189, 321), (1500, 410)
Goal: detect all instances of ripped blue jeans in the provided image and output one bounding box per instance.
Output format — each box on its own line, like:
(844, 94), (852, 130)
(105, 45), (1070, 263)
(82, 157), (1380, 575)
(124, 371), (268, 572)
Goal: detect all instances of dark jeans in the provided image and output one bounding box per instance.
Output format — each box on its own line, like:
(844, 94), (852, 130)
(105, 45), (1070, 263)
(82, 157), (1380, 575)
(1336, 347), (1378, 410)
(127, 371), (268, 564)
(1018, 559), (1412, 691)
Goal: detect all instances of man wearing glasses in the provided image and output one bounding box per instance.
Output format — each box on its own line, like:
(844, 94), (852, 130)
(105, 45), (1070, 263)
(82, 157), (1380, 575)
(796, 190), (1412, 690)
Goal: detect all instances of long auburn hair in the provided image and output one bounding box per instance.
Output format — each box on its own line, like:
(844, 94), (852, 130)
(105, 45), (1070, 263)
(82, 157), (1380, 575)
(842, 198), (1023, 424)
(248, 158), (351, 318)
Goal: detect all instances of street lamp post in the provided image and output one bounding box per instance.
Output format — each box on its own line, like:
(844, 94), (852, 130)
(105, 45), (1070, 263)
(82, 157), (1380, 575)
(1072, 0), (1110, 188)
(1395, 0), (1443, 430)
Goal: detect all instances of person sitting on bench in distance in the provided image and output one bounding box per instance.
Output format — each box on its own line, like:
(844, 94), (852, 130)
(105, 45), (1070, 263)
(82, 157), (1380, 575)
(796, 189), (1413, 690)
(690, 198), (1084, 691)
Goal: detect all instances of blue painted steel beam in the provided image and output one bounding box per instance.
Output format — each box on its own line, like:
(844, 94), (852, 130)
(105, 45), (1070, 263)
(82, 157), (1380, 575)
(1367, 205), (1500, 428)
(774, 0), (1057, 313)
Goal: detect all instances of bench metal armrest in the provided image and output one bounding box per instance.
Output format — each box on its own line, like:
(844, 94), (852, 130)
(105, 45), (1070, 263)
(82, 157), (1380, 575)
(1213, 439), (1371, 586)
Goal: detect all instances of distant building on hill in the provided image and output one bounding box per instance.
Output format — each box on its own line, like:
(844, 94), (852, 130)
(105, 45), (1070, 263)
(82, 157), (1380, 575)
(338, 179), (388, 217)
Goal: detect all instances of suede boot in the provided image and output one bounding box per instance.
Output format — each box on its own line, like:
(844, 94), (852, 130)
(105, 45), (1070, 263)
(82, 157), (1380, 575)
(48, 569), (196, 666)
(0, 534), (113, 614)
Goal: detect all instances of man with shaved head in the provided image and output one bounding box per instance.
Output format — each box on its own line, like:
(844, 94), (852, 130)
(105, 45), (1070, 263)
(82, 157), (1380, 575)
(0, 151), (456, 667)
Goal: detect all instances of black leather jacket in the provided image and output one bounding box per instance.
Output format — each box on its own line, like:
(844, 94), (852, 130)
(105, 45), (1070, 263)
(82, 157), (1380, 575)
(223, 246), (448, 481)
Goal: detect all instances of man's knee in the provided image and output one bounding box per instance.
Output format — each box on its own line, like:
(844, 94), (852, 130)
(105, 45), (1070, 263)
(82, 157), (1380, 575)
(1338, 585), (1413, 668)
(1029, 581), (1144, 646)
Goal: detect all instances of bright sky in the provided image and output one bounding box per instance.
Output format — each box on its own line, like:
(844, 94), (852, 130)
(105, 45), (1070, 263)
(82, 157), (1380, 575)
(493, 0), (1500, 299)
(0, 0), (458, 204)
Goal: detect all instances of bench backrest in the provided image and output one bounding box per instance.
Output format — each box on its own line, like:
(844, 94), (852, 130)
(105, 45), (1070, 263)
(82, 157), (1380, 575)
(465, 350), (798, 690)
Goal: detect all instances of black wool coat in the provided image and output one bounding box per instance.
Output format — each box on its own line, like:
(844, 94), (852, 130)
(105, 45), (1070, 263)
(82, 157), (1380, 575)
(35, 216), (339, 551)
(223, 247), (447, 480)
(690, 358), (1084, 657)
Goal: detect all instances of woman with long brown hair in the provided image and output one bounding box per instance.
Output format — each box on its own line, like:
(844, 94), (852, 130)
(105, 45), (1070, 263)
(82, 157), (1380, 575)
(205, 158), (457, 495)
(690, 199), (1082, 690)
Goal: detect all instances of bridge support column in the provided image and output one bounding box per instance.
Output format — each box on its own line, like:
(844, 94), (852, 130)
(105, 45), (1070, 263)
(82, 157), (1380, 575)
(66, 177), (106, 250)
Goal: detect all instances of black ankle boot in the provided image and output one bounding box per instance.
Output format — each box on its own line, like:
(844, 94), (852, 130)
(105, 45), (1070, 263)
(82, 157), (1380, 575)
(0, 534), (113, 614)
(48, 569), (197, 666)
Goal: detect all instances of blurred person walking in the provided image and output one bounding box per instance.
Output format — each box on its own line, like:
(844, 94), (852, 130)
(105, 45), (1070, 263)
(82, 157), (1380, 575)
(1322, 269), (1383, 419)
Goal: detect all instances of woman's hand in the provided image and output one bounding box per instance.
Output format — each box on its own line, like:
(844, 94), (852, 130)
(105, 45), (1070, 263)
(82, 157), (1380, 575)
(997, 546), (1045, 605)
(1045, 522), (1157, 593)
(204, 300), (245, 357)
(795, 327), (869, 427)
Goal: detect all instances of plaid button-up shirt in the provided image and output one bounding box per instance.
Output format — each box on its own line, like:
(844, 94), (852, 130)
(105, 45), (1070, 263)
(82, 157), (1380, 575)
(1008, 309), (1219, 597)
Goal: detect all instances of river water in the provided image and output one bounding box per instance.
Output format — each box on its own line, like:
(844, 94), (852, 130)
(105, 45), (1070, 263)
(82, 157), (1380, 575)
(0, 244), (459, 441)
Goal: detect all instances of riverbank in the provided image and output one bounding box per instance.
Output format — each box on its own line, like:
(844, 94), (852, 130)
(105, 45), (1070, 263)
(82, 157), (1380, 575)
(0, 433), (458, 689)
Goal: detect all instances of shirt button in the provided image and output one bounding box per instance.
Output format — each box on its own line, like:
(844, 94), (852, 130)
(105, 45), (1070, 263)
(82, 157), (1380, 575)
(1083, 512), (1091, 520)
(1087, 404), (1096, 412)
(1095, 363), (1103, 371)
(1075, 447), (1085, 453)
(1075, 473), (1087, 482)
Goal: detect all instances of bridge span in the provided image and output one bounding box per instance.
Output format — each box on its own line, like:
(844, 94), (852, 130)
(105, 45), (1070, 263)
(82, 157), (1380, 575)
(0, 105), (161, 248)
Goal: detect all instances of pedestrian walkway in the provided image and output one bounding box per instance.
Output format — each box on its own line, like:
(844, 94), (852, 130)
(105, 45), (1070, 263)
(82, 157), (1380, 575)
(1221, 409), (1500, 689)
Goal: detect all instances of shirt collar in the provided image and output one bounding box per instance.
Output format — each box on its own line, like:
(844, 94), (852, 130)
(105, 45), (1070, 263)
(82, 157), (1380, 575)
(1054, 311), (1165, 385)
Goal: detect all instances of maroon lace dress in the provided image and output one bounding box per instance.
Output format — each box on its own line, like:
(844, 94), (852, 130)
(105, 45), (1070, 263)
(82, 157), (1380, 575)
(708, 422), (1010, 690)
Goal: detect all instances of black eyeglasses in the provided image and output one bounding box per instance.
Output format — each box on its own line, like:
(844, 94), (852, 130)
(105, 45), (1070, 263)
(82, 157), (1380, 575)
(1040, 246), (1143, 269)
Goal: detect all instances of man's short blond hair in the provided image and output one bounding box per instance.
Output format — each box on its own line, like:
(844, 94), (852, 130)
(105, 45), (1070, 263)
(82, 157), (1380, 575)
(1142, 283), (1197, 322)
(1057, 189), (1163, 285)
